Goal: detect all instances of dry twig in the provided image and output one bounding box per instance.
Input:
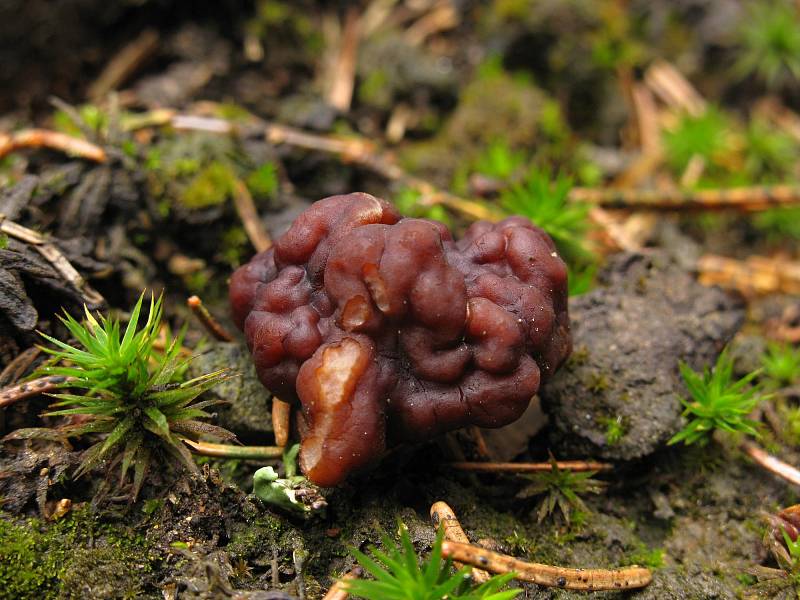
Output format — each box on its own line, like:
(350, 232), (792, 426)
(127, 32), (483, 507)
(326, 8), (361, 112)
(0, 375), (74, 409)
(644, 60), (706, 116)
(322, 567), (363, 600)
(469, 427), (492, 461)
(405, 1), (458, 46)
(742, 441), (800, 487)
(440, 541), (652, 591)
(0, 214), (105, 307)
(697, 254), (800, 296)
(231, 179), (273, 252)
(448, 460), (613, 473)
(264, 122), (499, 221)
(88, 29), (159, 100)
(182, 439), (284, 460)
(430, 501), (490, 583)
(186, 296), (234, 342)
(0, 129), (106, 163)
(0, 347), (41, 387)
(569, 184), (800, 212)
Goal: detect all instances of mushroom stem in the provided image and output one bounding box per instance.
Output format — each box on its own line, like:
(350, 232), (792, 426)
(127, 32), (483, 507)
(272, 398), (291, 447)
(322, 566), (363, 600)
(183, 439), (284, 459)
(187, 296), (234, 342)
(448, 460), (613, 473)
(430, 501), (489, 583)
(440, 541), (652, 591)
(0, 376), (74, 408)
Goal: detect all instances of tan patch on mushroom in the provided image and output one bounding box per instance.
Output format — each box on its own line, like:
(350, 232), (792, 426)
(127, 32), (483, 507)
(301, 338), (368, 473)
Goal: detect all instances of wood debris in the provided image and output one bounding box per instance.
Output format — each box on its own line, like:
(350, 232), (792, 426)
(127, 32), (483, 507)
(440, 541), (652, 591)
(0, 214), (105, 308)
(187, 296), (234, 342)
(321, 567), (363, 600)
(448, 460), (613, 473)
(570, 184), (800, 212)
(697, 254), (800, 296)
(430, 501), (490, 583)
(0, 129), (106, 163)
(182, 439), (284, 460)
(88, 28), (159, 100)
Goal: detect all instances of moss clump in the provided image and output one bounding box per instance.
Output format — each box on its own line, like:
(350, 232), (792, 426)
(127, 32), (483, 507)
(399, 60), (547, 182)
(586, 371), (610, 393)
(601, 414), (628, 445)
(0, 509), (155, 599)
(245, 162), (278, 200)
(181, 161), (237, 209)
(226, 512), (288, 560)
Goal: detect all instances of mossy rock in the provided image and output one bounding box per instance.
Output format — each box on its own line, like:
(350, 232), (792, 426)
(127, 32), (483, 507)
(0, 509), (155, 599)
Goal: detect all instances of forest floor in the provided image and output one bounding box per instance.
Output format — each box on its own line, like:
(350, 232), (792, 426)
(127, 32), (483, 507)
(2, 2), (800, 598)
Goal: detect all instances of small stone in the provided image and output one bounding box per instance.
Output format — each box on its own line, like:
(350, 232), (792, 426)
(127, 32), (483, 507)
(540, 252), (744, 460)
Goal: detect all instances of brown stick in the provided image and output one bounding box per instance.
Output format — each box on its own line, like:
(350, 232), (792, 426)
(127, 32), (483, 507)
(272, 398), (291, 447)
(697, 254), (800, 296)
(183, 439), (284, 460)
(0, 347), (42, 387)
(469, 427), (492, 461)
(440, 541), (652, 591)
(88, 28), (159, 100)
(569, 185), (800, 212)
(742, 441), (800, 486)
(0, 129), (106, 163)
(0, 215), (105, 307)
(430, 501), (490, 583)
(322, 566), (363, 600)
(0, 376), (74, 408)
(187, 296), (234, 342)
(264, 122), (500, 222)
(448, 461), (613, 474)
(231, 179), (273, 253)
(644, 59), (706, 116)
(326, 8), (360, 112)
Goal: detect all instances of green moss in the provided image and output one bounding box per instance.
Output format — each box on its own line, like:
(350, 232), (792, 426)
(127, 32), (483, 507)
(227, 513), (288, 559)
(393, 187), (452, 227)
(221, 226), (251, 268)
(358, 69), (392, 109)
(52, 104), (107, 137)
(586, 371), (610, 393)
(0, 508), (155, 599)
(622, 543), (666, 569)
(568, 345), (590, 367)
(246, 162), (279, 199)
(181, 161), (236, 209)
(600, 415), (628, 446)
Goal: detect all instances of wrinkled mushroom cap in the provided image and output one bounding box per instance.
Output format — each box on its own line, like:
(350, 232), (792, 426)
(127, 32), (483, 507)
(230, 192), (571, 486)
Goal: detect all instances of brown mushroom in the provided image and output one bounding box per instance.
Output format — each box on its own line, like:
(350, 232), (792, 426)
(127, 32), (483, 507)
(229, 192), (571, 486)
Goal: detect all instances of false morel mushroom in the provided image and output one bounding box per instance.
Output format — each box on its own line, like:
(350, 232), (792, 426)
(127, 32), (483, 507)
(230, 193), (571, 486)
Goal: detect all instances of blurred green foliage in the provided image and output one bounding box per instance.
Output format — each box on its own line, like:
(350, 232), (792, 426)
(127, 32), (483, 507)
(735, 0), (800, 89)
